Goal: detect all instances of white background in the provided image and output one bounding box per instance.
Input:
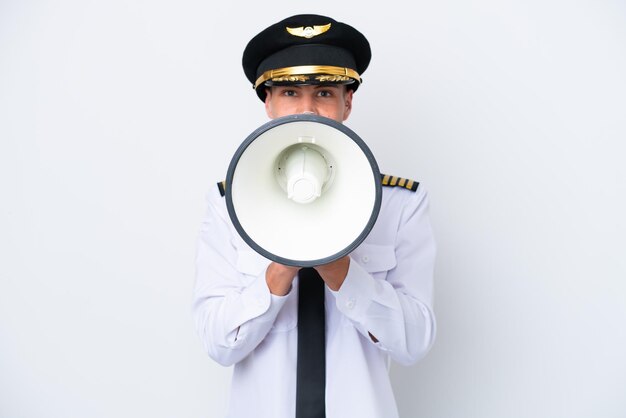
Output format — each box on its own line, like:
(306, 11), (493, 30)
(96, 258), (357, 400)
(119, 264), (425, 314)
(1, 1), (625, 417)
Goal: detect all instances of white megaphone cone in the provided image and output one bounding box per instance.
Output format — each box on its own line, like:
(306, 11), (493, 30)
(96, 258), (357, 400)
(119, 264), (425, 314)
(225, 114), (381, 267)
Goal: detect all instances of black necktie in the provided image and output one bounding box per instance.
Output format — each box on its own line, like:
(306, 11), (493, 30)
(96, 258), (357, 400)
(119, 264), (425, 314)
(296, 267), (326, 418)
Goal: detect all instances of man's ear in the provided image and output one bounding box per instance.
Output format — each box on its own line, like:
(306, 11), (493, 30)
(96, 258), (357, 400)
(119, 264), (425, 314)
(342, 88), (354, 121)
(264, 88), (273, 118)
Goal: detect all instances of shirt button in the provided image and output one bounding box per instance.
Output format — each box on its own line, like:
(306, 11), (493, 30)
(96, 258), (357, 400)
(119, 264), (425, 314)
(361, 255), (370, 263)
(346, 298), (356, 309)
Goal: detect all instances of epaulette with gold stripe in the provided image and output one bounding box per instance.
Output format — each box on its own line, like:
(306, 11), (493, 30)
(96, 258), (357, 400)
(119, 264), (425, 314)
(380, 174), (419, 192)
(217, 181), (226, 197)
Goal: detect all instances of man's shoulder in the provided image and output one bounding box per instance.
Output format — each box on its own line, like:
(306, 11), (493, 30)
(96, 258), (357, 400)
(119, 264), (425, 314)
(379, 173), (429, 213)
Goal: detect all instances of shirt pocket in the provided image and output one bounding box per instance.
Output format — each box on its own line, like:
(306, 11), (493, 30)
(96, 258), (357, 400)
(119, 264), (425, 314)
(351, 243), (397, 279)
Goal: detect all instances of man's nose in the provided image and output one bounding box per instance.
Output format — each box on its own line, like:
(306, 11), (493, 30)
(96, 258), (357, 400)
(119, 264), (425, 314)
(300, 96), (317, 115)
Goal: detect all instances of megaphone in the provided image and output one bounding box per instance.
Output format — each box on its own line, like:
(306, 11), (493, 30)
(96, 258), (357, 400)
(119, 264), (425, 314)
(225, 114), (381, 267)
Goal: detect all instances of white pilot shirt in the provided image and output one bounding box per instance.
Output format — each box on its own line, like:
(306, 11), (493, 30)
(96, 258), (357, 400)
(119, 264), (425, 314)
(192, 180), (437, 418)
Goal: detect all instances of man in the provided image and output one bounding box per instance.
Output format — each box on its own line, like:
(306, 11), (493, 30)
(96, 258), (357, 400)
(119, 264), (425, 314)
(193, 14), (436, 418)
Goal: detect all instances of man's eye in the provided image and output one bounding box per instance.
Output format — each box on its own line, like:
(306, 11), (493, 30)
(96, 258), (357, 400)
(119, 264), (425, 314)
(283, 90), (297, 96)
(317, 90), (332, 97)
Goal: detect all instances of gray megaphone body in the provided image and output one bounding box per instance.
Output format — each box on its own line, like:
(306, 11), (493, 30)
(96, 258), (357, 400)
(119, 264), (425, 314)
(225, 114), (382, 267)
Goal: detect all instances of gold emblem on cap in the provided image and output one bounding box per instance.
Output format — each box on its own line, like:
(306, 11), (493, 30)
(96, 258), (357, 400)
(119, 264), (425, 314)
(286, 23), (331, 38)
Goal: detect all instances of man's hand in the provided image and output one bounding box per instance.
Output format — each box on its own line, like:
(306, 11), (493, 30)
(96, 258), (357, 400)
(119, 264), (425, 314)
(266, 256), (350, 295)
(314, 256), (350, 291)
(265, 262), (299, 296)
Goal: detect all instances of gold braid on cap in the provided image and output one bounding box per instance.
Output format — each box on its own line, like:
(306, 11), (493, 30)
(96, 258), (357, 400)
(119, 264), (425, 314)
(254, 65), (361, 89)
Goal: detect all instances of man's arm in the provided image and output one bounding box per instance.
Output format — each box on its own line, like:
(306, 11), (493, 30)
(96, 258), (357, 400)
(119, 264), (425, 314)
(192, 186), (293, 366)
(329, 186), (437, 365)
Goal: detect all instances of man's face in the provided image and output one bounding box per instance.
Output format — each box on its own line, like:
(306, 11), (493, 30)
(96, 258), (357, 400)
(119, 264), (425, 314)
(264, 84), (353, 123)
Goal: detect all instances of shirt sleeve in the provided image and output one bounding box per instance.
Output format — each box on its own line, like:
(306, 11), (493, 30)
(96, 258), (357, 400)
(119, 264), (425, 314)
(192, 186), (289, 367)
(330, 186), (437, 365)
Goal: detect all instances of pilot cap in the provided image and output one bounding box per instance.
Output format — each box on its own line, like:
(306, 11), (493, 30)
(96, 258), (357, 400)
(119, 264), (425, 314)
(242, 14), (371, 101)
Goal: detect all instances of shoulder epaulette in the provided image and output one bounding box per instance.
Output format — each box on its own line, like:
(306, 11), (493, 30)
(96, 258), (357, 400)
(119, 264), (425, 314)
(380, 174), (419, 192)
(217, 181), (226, 197)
